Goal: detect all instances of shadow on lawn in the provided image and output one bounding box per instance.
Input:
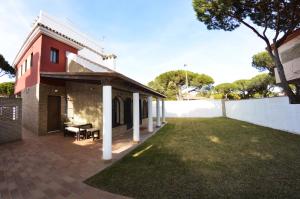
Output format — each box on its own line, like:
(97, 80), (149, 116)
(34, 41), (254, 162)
(86, 118), (300, 199)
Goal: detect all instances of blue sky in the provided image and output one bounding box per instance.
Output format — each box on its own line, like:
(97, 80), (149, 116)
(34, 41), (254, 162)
(0, 0), (267, 85)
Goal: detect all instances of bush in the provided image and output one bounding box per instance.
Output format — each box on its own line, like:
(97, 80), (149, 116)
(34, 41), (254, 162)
(197, 91), (212, 98)
(228, 93), (241, 100)
(253, 93), (262, 98)
(0, 82), (14, 96)
(212, 93), (224, 99)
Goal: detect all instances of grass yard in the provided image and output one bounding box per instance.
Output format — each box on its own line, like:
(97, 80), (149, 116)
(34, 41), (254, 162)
(86, 118), (300, 199)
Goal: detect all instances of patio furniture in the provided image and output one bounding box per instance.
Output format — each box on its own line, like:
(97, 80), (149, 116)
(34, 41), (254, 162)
(65, 126), (87, 141)
(79, 123), (100, 140)
(64, 122), (75, 137)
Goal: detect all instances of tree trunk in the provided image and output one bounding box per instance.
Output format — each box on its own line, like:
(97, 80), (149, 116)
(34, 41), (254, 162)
(296, 84), (300, 96)
(177, 88), (182, 100)
(267, 48), (299, 104)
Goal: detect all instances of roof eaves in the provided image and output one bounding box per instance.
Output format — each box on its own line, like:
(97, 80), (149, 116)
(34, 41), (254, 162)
(38, 23), (84, 47)
(113, 72), (166, 98)
(40, 72), (166, 98)
(270, 28), (300, 49)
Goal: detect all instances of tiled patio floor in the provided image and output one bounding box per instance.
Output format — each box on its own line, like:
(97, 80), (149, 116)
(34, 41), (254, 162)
(0, 125), (161, 199)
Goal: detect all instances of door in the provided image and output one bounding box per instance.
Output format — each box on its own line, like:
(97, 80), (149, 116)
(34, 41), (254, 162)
(124, 98), (133, 129)
(47, 96), (61, 132)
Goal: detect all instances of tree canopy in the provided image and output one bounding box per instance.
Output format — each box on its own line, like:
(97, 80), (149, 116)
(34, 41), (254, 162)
(213, 73), (276, 99)
(248, 73), (275, 97)
(214, 83), (237, 99)
(0, 54), (15, 78)
(0, 82), (14, 97)
(252, 51), (275, 75)
(233, 79), (251, 98)
(193, 0), (300, 103)
(148, 70), (214, 100)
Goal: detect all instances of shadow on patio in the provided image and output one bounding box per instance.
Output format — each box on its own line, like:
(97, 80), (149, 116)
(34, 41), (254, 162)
(0, 124), (162, 199)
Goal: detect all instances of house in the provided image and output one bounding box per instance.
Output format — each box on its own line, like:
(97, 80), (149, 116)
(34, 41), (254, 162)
(13, 11), (166, 160)
(274, 29), (300, 85)
(181, 85), (212, 100)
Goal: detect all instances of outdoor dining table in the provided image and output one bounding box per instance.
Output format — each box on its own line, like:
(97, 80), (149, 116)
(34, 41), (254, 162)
(64, 122), (100, 141)
(64, 122), (87, 141)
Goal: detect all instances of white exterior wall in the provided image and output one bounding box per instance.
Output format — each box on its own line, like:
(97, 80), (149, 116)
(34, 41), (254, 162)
(151, 98), (300, 135)
(225, 97), (300, 134)
(66, 52), (110, 72)
(152, 99), (223, 118)
(78, 48), (116, 70)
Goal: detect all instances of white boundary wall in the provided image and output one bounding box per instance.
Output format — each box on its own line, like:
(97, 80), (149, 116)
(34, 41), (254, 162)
(225, 97), (300, 134)
(153, 99), (223, 118)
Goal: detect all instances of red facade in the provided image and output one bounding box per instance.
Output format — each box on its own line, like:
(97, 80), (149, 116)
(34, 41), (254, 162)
(40, 35), (77, 72)
(14, 34), (78, 94)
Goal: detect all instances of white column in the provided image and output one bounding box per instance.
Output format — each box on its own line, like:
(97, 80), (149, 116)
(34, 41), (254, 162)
(133, 93), (140, 142)
(147, 96), (153, 132)
(162, 99), (166, 123)
(156, 98), (161, 127)
(102, 85), (112, 160)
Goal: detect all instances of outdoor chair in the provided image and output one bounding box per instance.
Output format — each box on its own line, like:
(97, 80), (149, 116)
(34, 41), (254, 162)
(65, 126), (86, 141)
(79, 123), (100, 140)
(63, 122), (74, 137)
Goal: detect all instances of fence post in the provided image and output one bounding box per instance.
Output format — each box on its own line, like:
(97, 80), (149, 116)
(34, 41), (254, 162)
(221, 99), (226, 117)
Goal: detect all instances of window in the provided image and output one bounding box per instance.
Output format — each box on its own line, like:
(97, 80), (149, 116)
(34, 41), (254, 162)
(21, 64), (25, 75)
(50, 48), (59, 63)
(30, 53), (33, 67)
(112, 97), (121, 128)
(27, 53), (33, 70)
(25, 60), (27, 72)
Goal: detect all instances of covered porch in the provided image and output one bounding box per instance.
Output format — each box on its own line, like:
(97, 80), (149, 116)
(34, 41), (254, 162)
(41, 71), (166, 160)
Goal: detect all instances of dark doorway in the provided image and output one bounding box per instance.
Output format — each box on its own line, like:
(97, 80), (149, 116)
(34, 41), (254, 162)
(143, 99), (148, 119)
(124, 98), (133, 129)
(139, 99), (142, 125)
(47, 96), (61, 132)
(112, 97), (121, 128)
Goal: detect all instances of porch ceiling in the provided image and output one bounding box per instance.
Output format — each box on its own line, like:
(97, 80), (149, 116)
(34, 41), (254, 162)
(40, 72), (166, 98)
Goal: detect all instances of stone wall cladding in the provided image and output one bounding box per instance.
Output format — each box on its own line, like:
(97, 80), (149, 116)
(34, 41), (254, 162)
(65, 83), (150, 137)
(281, 43), (300, 64)
(66, 83), (149, 134)
(21, 81), (152, 136)
(21, 85), (39, 135)
(66, 82), (102, 129)
(0, 98), (22, 144)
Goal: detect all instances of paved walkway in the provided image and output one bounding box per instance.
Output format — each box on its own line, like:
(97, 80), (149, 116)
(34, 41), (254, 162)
(0, 125), (161, 199)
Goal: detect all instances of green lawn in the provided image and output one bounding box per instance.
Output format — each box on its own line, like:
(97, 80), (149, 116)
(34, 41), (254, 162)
(86, 118), (300, 199)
